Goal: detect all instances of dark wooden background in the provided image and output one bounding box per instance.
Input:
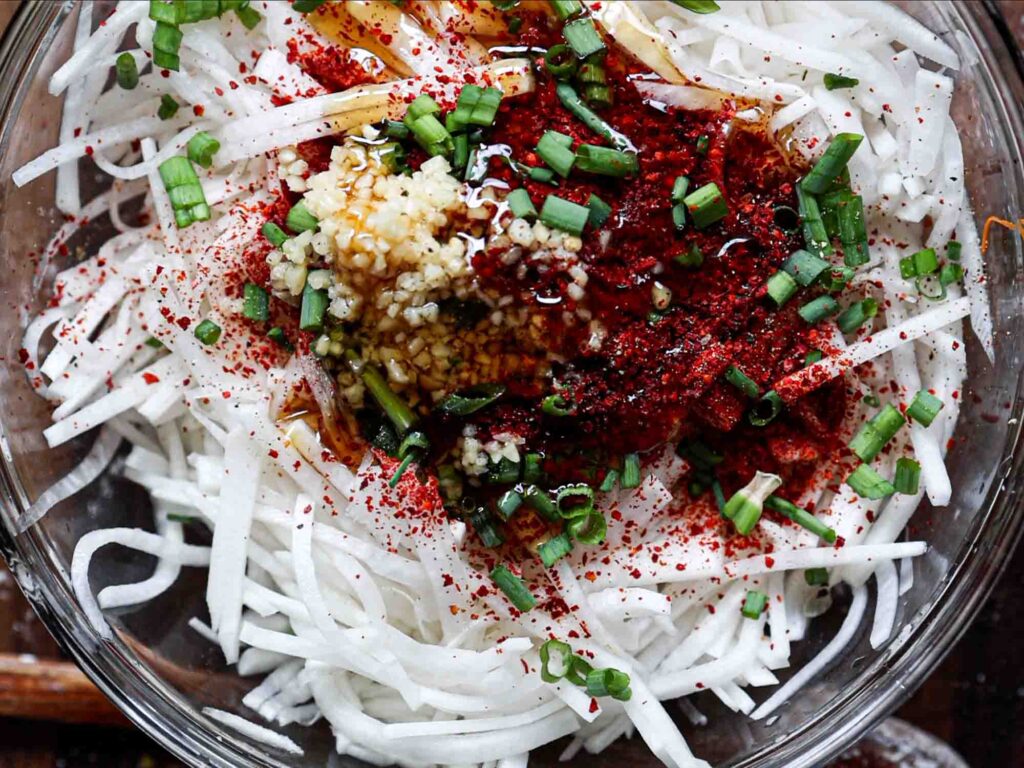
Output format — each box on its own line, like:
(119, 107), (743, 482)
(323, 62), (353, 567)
(0, 1), (1021, 766)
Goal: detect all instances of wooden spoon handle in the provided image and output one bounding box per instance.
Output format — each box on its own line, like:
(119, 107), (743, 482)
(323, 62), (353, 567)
(0, 654), (128, 726)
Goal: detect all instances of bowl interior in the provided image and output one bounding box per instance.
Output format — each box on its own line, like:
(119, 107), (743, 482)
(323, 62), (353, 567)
(0, 3), (1021, 767)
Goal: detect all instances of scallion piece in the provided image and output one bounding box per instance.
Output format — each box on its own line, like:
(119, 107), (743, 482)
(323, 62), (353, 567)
(741, 590), (767, 619)
(539, 639), (573, 683)
(765, 495), (837, 543)
(144, 337), (164, 349)
(585, 668), (632, 701)
(783, 249), (830, 286)
(940, 262), (964, 288)
(838, 193), (869, 267)
(563, 17), (605, 59)
(578, 58), (606, 84)
(680, 440), (723, 468)
(802, 133), (864, 194)
(672, 203), (687, 230)
(585, 87), (613, 110)
(541, 392), (574, 416)
(409, 113), (453, 157)
(286, 201), (318, 233)
(538, 533), (573, 568)
(899, 247), (938, 278)
(522, 453), (544, 484)
(525, 164), (556, 184)
(242, 283), (269, 322)
(299, 281), (328, 332)
(805, 567), (829, 586)
(749, 390), (783, 427)
(149, 1), (182, 24)
(568, 509), (607, 545)
(796, 185), (833, 257)
(822, 265), (855, 294)
(491, 564), (535, 611)
(766, 270), (798, 307)
(267, 326), (291, 349)
(116, 52), (139, 90)
(723, 471), (782, 535)
(469, 509), (504, 547)
(536, 131), (576, 178)
(574, 144), (638, 178)
(587, 194), (611, 227)
(674, 243), (703, 268)
(384, 120), (410, 139)
(671, 176), (690, 204)
(836, 297), (878, 334)
(696, 134), (710, 155)
(805, 349), (823, 366)
(293, 0), (327, 10)
(550, 0), (583, 20)
(946, 240), (962, 262)
(556, 483), (595, 519)
(621, 453), (641, 489)
(894, 457), (921, 495)
(684, 182), (728, 229)
(262, 221), (288, 248)
(523, 484), (559, 521)
(798, 295), (839, 324)
(468, 87), (503, 127)
(236, 3), (261, 29)
(485, 456), (521, 485)
(157, 156), (209, 228)
(848, 403), (904, 462)
(187, 131), (221, 169)
(540, 195), (590, 236)
(447, 85), (482, 132)
(846, 463), (895, 499)
(555, 83), (631, 151)
(725, 365), (759, 398)
(819, 188), (849, 239)
(346, 350), (418, 435)
(152, 21), (183, 71)
(508, 188), (538, 220)
(824, 73), (859, 90)
(389, 431), (429, 487)
(406, 93), (441, 121)
(158, 94), (179, 120)
(194, 319), (221, 345)
(906, 390), (944, 427)
(599, 469), (619, 493)
(497, 488), (523, 520)
(436, 383), (506, 417)
(544, 43), (578, 79)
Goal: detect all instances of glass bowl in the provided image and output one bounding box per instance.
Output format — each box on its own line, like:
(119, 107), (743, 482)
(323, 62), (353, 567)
(0, 2), (1021, 767)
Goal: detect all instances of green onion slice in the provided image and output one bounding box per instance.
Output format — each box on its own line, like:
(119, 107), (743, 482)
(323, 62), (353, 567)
(824, 73), (859, 90)
(262, 221), (288, 247)
(587, 194), (612, 227)
(894, 457), (921, 495)
(436, 383), (507, 416)
(802, 133), (864, 195)
(805, 567), (829, 586)
(574, 144), (638, 178)
(556, 483), (595, 519)
(544, 44), (578, 79)
(741, 590), (767, 619)
(538, 533), (573, 567)
(766, 270), (798, 307)
(491, 564), (536, 612)
(563, 18), (605, 59)
(286, 201), (318, 233)
(683, 182), (728, 229)
(116, 52), (139, 90)
(845, 463), (895, 499)
(749, 390), (783, 427)
(539, 639), (573, 682)
(536, 131), (576, 178)
(187, 131), (221, 169)
(848, 403), (904, 462)
(242, 283), (270, 322)
(194, 319), (221, 345)
(723, 471), (781, 535)
(540, 194), (589, 235)
(621, 453), (641, 489)
(906, 390), (944, 427)
(836, 297), (878, 334)
(725, 365), (759, 399)
(585, 667), (632, 701)
(568, 509), (607, 545)
(765, 495), (837, 543)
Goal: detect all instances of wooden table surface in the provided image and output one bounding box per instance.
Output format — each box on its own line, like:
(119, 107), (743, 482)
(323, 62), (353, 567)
(0, 2), (1022, 767)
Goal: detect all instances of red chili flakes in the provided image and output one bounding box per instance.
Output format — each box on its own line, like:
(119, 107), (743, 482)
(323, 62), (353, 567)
(142, 372), (160, 384)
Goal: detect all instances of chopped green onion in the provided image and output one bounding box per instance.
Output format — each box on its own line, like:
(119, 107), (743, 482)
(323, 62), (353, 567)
(680, 440), (723, 468)
(262, 221), (288, 247)
(578, 58), (606, 84)
(749, 390), (783, 427)
(293, 0), (327, 11)
(899, 247), (938, 278)
(574, 144), (638, 178)
(946, 240), (962, 262)
(242, 283), (270, 322)
(448, 85), (482, 132)
(907, 390), (944, 427)
(536, 131), (576, 178)
(674, 243), (703, 267)
(599, 469), (619, 493)
(389, 431), (429, 487)
(773, 204), (801, 234)
(838, 193), (869, 267)
(522, 453), (544, 484)
(802, 133), (864, 195)
(805, 349), (823, 366)
(540, 195), (590, 235)
(523, 484), (559, 521)
(796, 185), (833, 257)
(544, 44), (578, 79)
(621, 453), (641, 489)
(286, 201), (318, 233)
(550, 0), (583, 20)
(564, 654), (593, 686)
(556, 483), (595, 518)
(741, 590), (767, 619)
(671, 176), (690, 204)
(116, 52), (139, 90)
(541, 392), (574, 416)
(194, 319), (221, 345)
(894, 457), (921, 495)
(824, 73), (859, 90)
(469, 509), (504, 548)
(507, 188), (538, 220)
(436, 383), (506, 416)
(568, 509), (607, 545)
(157, 156), (209, 228)
(299, 281), (328, 332)
(836, 297), (878, 334)
(861, 393), (880, 408)
(723, 471), (781, 535)
(149, 1), (182, 24)
(538, 532), (573, 567)
(522, 163), (555, 184)
(406, 93), (441, 121)
(539, 639), (573, 682)
(696, 134), (710, 155)
(469, 87), (503, 127)
(849, 403), (905, 462)
(670, 0), (721, 12)
(497, 489), (523, 520)
(409, 113), (453, 156)
(584, 85), (613, 110)
(940, 262), (964, 287)
(798, 295), (839, 324)
(586, 668), (632, 701)
(384, 120), (410, 139)
(152, 20), (183, 71)
(158, 94), (180, 120)
(711, 479), (726, 512)
(819, 188), (850, 239)
(485, 456), (521, 485)
(555, 83), (631, 151)
(766, 270), (798, 307)
(267, 326), (291, 349)
(822, 265), (855, 294)
(805, 567), (829, 586)
(765, 495), (837, 543)
(346, 350), (418, 435)
(491, 564), (537, 612)
(672, 203), (687, 230)
(187, 131), (220, 169)
(144, 337), (164, 349)
(166, 512), (196, 524)
(563, 18), (605, 59)
(236, 3), (261, 29)
(684, 182), (728, 229)
(724, 365), (759, 399)
(587, 194), (612, 227)
(783, 249), (831, 286)
(846, 463), (895, 499)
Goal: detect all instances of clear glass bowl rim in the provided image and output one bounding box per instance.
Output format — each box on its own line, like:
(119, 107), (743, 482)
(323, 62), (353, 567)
(0, 2), (1021, 767)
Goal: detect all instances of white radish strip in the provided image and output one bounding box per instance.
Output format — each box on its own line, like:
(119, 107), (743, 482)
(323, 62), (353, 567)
(775, 297), (970, 402)
(842, 491), (926, 588)
(380, 699), (565, 739)
(202, 707), (304, 756)
(586, 1), (683, 83)
(238, 649), (293, 677)
(660, 584), (746, 672)
(768, 95), (816, 133)
(652, 616), (764, 700)
(954, 209), (995, 361)
(243, 659), (303, 711)
(839, 1), (960, 69)
(48, 1), (147, 96)
(907, 70), (953, 178)
(187, 617), (219, 645)
(633, 82), (726, 112)
(97, 521), (184, 609)
(750, 584), (869, 720)
(19, 427), (122, 532)
(71, 527), (210, 639)
(55, 2), (94, 214)
(899, 555), (915, 596)
(207, 427), (261, 664)
(291, 497), (347, 642)
(496, 753), (529, 768)
(869, 560), (898, 649)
